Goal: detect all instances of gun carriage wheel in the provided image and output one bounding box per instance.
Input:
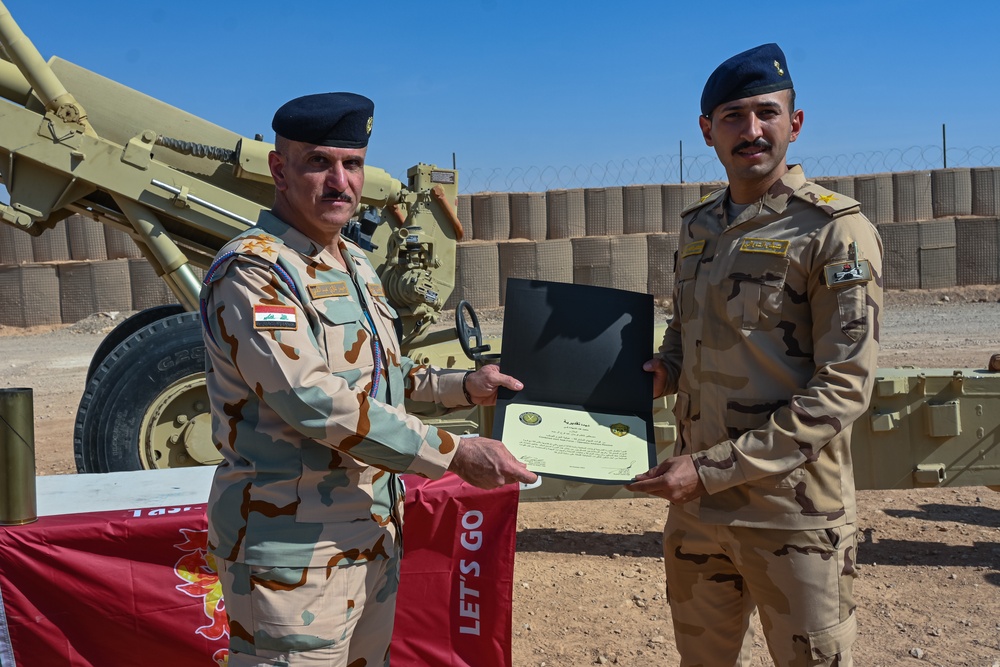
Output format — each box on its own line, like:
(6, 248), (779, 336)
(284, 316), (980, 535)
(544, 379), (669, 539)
(74, 312), (217, 473)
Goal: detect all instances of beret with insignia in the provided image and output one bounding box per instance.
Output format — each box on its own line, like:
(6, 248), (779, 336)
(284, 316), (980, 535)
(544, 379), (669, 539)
(701, 43), (793, 117)
(272, 92), (374, 148)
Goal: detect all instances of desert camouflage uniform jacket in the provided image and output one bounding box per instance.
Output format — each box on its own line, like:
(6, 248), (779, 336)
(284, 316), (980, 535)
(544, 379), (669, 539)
(659, 165), (884, 530)
(201, 211), (467, 568)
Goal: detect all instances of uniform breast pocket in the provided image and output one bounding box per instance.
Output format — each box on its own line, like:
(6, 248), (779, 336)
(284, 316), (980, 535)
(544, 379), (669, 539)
(370, 297), (401, 360)
(676, 255), (701, 321)
(315, 298), (368, 372)
(727, 253), (789, 330)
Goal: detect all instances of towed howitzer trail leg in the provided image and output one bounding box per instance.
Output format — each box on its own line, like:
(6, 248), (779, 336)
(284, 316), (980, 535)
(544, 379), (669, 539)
(111, 195), (201, 311)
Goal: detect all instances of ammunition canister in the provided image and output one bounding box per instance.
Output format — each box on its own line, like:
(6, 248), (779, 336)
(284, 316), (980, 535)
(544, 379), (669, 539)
(0, 387), (37, 525)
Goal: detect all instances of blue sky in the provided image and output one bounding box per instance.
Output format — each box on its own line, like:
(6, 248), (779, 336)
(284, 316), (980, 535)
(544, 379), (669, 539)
(4, 0), (997, 192)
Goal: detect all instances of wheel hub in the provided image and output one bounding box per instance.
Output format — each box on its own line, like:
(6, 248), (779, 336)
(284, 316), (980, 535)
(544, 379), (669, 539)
(138, 373), (220, 469)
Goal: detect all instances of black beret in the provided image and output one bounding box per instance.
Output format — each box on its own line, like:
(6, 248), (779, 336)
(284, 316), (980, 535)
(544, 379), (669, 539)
(700, 43), (793, 117)
(271, 92), (374, 148)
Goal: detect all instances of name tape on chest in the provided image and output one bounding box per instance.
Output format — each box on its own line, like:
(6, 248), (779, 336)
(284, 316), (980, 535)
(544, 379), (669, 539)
(367, 284), (385, 298)
(680, 240), (706, 258)
(739, 238), (789, 256)
(253, 305), (298, 330)
(308, 281), (349, 299)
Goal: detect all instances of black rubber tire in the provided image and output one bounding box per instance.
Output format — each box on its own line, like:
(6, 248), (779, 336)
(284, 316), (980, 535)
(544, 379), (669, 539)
(74, 312), (205, 473)
(85, 304), (187, 384)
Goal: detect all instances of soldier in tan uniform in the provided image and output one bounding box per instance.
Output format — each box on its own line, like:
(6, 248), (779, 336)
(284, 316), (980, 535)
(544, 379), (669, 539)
(200, 92), (536, 667)
(627, 44), (883, 666)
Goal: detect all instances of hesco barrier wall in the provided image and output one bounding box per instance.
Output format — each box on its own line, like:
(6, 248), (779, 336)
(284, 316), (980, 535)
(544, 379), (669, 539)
(449, 167), (1000, 311)
(2, 167), (1000, 327)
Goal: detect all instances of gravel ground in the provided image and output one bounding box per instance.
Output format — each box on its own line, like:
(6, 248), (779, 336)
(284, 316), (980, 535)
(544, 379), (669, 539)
(3, 285), (1000, 665)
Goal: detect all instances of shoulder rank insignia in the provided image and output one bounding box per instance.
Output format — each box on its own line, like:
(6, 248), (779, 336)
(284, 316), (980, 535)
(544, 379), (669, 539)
(824, 241), (872, 288)
(237, 236), (279, 260)
(253, 305), (297, 330)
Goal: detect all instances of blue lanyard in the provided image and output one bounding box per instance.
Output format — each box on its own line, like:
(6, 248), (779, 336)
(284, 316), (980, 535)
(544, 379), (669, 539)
(360, 307), (383, 398)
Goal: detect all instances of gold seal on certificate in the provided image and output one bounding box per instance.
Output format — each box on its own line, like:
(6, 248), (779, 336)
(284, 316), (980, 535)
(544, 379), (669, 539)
(501, 404), (651, 483)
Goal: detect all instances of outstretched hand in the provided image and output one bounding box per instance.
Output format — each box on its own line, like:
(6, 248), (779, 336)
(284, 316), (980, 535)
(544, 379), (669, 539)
(625, 455), (705, 504)
(448, 436), (537, 489)
(463, 364), (523, 406)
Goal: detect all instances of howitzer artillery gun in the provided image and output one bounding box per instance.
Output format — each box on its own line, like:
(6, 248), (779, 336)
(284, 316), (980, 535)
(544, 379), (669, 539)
(0, 1), (471, 472)
(1, 2), (999, 497)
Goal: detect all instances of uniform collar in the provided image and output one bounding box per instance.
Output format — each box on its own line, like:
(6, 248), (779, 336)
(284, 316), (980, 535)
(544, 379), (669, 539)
(759, 164), (806, 216)
(258, 210), (364, 271)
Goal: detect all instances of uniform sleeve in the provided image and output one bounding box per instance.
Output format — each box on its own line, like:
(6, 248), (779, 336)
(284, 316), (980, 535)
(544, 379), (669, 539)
(204, 257), (459, 479)
(657, 291), (683, 396)
(399, 357), (470, 408)
(694, 214), (883, 493)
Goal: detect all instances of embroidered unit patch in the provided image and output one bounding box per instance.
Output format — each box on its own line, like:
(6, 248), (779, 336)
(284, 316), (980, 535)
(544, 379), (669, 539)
(681, 240), (706, 258)
(739, 238), (790, 256)
(824, 259), (872, 288)
(308, 282), (349, 299)
(253, 305), (297, 330)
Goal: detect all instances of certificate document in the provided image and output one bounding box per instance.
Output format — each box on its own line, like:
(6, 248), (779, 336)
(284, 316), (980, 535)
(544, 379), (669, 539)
(502, 404), (652, 483)
(494, 279), (656, 484)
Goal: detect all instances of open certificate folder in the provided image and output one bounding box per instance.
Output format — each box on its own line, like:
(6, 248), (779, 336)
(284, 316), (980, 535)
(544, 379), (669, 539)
(493, 279), (656, 484)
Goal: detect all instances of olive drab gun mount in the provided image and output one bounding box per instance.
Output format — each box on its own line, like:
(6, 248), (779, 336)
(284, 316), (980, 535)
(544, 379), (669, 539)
(0, 2), (474, 473)
(2, 2), (1000, 498)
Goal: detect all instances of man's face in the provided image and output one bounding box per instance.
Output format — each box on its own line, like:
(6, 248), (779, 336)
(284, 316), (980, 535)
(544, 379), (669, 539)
(269, 139), (366, 239)
(699, 90), (802, 190)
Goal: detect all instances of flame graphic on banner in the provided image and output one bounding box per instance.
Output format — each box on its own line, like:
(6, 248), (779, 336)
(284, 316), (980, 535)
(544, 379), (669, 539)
(174, 527), (230, 664)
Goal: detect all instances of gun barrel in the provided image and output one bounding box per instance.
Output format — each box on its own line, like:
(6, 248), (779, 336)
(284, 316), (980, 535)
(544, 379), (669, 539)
(0, 58), (30, 106)
(0, 0), (88, 130)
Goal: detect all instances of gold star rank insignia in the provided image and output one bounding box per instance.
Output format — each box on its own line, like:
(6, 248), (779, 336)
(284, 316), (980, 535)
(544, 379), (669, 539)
(239, 237), (278, 260)
(818, 194), (836, 204)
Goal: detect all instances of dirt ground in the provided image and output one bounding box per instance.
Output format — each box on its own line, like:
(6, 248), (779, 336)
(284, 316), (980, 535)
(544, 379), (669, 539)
(3, 285), (1000, 666)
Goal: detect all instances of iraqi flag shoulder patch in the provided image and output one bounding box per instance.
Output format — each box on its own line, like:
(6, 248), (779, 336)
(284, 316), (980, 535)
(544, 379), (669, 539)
(254, 305), (297, 330)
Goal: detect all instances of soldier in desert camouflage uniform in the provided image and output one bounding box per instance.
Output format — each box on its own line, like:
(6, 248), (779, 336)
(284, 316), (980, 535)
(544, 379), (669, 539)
(200, 92), (536, 667)
(628, 44), (883, 666)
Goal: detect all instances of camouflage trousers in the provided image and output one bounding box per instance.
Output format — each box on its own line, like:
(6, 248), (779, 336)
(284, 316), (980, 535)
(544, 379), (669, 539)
(216, 549), (400, 667)
(663, 508), (857, 667)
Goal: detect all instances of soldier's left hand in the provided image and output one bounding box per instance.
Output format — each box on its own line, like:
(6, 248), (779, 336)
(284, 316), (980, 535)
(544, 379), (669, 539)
(463, 364), (523, 406)
(625, 455), (706, 504)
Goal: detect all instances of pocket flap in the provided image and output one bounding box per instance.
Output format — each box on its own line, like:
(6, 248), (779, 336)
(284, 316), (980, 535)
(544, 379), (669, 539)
(808, 613), (857, 660)
(315, 298), (362, 325)
(729, 252), (789, 285)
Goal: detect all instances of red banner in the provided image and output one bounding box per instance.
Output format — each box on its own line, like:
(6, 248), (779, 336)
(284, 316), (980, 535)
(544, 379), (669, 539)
(0, 473), (517, 667)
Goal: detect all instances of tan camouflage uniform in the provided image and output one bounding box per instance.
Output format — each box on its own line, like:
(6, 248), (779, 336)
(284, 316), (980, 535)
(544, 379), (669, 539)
(201, 211), (468, 666)
(657, 165), (883, 666)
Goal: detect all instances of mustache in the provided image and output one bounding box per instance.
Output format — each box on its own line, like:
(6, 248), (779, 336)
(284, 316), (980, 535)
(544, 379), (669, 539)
(732, 138), (772, 155)
(321, 191), (353, 203)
